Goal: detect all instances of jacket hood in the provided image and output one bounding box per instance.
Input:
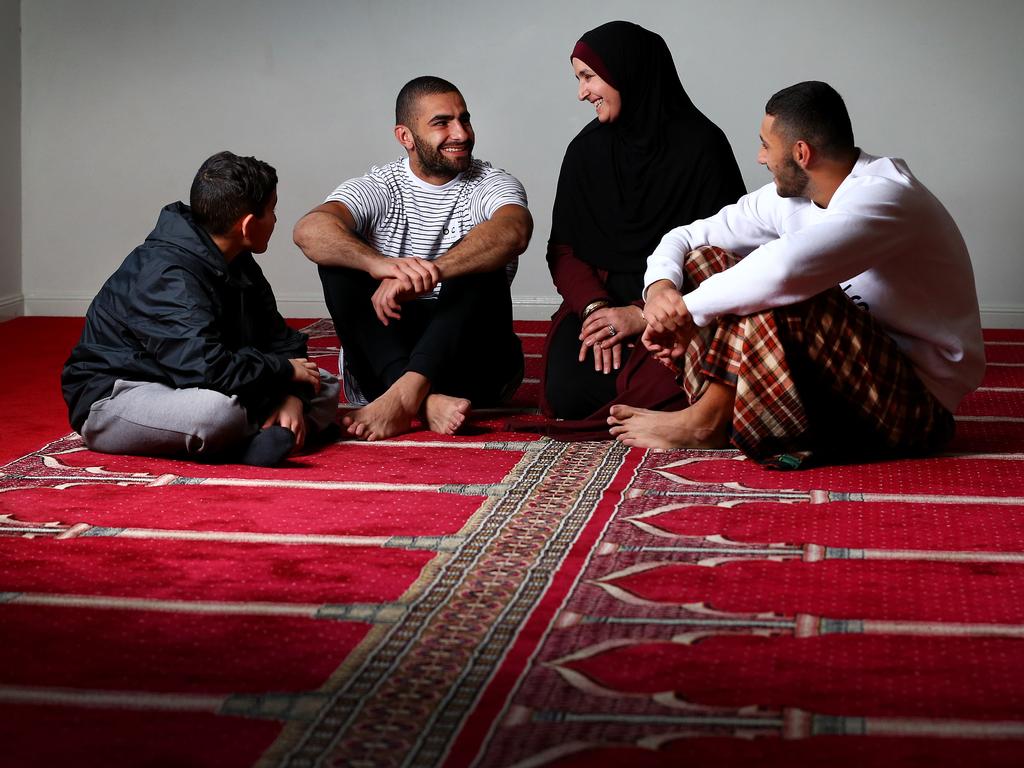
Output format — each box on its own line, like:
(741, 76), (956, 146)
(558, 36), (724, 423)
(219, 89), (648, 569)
(146, 202), (230, 274)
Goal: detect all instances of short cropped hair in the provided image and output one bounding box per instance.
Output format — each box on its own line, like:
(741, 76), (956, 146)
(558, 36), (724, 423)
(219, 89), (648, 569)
(395, 76), (462, 126)
(765, 81), (855, 160)
(189, 151), (277, 236)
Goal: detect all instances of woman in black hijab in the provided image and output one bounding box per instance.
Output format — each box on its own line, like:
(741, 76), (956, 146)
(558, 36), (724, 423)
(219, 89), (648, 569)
(541, 21), (745, 434)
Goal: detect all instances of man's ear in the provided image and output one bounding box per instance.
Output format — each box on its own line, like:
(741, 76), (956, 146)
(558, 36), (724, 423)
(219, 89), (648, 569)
(394, 124), (415, 152)
(793, 140), (813, 170)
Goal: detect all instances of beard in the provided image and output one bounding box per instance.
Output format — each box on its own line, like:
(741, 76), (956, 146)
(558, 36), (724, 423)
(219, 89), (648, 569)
(412, 131), (474, 177)
(773, 155), (810, 198)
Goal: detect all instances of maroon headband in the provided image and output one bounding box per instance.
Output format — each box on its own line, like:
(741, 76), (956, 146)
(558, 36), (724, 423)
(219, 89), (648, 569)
(571, 40), (617, 89)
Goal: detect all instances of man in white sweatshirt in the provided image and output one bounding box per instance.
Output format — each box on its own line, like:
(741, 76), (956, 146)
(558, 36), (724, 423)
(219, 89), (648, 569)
(607, 81), (984, 468)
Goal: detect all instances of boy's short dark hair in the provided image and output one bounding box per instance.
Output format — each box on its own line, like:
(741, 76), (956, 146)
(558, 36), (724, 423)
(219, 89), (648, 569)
(395, 76), (461, 126)
(765, 81), (855, 160)
(189, 151), (277, 236)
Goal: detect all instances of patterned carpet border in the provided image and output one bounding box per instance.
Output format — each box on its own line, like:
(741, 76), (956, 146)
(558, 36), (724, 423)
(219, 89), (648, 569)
(271, 438), (631, 768)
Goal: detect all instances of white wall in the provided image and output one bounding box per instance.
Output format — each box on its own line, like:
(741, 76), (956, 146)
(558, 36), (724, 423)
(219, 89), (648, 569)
(0, 0), (21, 319)
(20, 0), (1024, 325)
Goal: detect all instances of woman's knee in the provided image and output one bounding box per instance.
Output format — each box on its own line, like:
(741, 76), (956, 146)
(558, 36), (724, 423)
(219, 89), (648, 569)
(544, 362), (614, 419)
(545, 377), (588, 419)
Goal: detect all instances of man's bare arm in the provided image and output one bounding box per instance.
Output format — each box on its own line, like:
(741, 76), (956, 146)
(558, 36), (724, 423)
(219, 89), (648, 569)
(293, 202), (378, 271)
(434, 204), (533, 280)
(293, 202), (438, 292)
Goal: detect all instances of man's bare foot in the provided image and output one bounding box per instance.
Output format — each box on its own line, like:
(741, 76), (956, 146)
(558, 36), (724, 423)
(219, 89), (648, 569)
(342, 372), (429, 441)
(607, 382), (735, 449)
(424, 393), (471, 436)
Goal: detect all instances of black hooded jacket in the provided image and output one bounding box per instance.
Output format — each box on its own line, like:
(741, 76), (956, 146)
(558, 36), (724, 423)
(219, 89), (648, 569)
(62, 202), (307, 433)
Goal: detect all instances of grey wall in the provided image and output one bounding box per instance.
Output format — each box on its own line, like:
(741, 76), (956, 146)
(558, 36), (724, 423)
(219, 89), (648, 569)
(18, 0), (1024, 325)
(0, 0), (21, 319)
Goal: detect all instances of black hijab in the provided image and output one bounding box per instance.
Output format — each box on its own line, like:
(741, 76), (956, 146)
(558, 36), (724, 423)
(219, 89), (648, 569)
(551, 21), (745, 274)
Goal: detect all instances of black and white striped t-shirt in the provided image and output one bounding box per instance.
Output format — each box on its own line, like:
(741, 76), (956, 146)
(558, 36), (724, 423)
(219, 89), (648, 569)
(325, 157), (528, 287)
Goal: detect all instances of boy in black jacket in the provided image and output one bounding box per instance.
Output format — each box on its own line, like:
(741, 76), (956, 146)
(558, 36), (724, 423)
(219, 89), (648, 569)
(62, 151), (339, 466)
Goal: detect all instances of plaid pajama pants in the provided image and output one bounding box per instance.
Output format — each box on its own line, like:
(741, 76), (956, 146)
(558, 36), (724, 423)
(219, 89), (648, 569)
(675, 247), (955, 469)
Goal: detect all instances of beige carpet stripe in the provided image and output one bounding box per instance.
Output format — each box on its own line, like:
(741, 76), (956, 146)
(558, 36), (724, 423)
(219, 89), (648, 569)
(0, 686), (223, 711)
(159, 478), (506, 496)
(81, 529), (460, 549)
(350, 439), (536, 450)
(955, 415), (1024, 423)
(0, 592), (403, 621)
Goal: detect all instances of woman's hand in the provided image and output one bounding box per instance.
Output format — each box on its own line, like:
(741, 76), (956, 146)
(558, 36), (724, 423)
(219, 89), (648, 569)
(578, 305), (646, 374)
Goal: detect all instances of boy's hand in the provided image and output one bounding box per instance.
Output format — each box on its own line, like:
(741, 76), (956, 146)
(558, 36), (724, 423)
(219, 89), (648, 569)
(263, 395), (307, 449)
(289, 358), (321, 393)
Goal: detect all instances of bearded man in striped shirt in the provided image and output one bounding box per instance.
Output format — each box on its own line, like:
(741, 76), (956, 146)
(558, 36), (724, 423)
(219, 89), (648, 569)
(295, 76), (532, 441)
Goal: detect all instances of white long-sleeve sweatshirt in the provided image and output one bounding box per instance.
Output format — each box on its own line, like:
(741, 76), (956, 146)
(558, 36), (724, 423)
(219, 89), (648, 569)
(644, 151), (985, 412)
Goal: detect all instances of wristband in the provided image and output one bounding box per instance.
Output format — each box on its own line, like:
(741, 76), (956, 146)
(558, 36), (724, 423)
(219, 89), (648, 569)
(581, 299), (609, 320)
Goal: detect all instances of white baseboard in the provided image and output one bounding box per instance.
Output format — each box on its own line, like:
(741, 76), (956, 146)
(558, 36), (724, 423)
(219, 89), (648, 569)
(980, 305), (1024, 329)
(510, 297), (559, 321)
(22, 294), (92, 316)
(19, 292), (1024, 329)
(20, 292), (563, 322)
(274, 297), (329, 317)
(20, 292), (562, 320)
(0, 292), (24, 321)
(271, 296), (560, 321)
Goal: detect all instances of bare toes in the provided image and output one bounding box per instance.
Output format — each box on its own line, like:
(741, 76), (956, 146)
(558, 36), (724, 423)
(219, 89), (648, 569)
(608, 404), (633, 420)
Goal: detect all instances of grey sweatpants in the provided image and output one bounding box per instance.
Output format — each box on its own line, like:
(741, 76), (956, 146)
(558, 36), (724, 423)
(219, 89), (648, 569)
(80, 371), (340, 458)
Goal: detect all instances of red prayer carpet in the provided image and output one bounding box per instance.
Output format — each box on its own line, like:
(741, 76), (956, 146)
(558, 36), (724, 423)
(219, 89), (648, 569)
(1, 317), (1023, 767)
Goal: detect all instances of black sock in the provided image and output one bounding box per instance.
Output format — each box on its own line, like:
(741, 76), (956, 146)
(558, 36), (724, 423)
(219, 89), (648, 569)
(239, 426), (295, 467)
